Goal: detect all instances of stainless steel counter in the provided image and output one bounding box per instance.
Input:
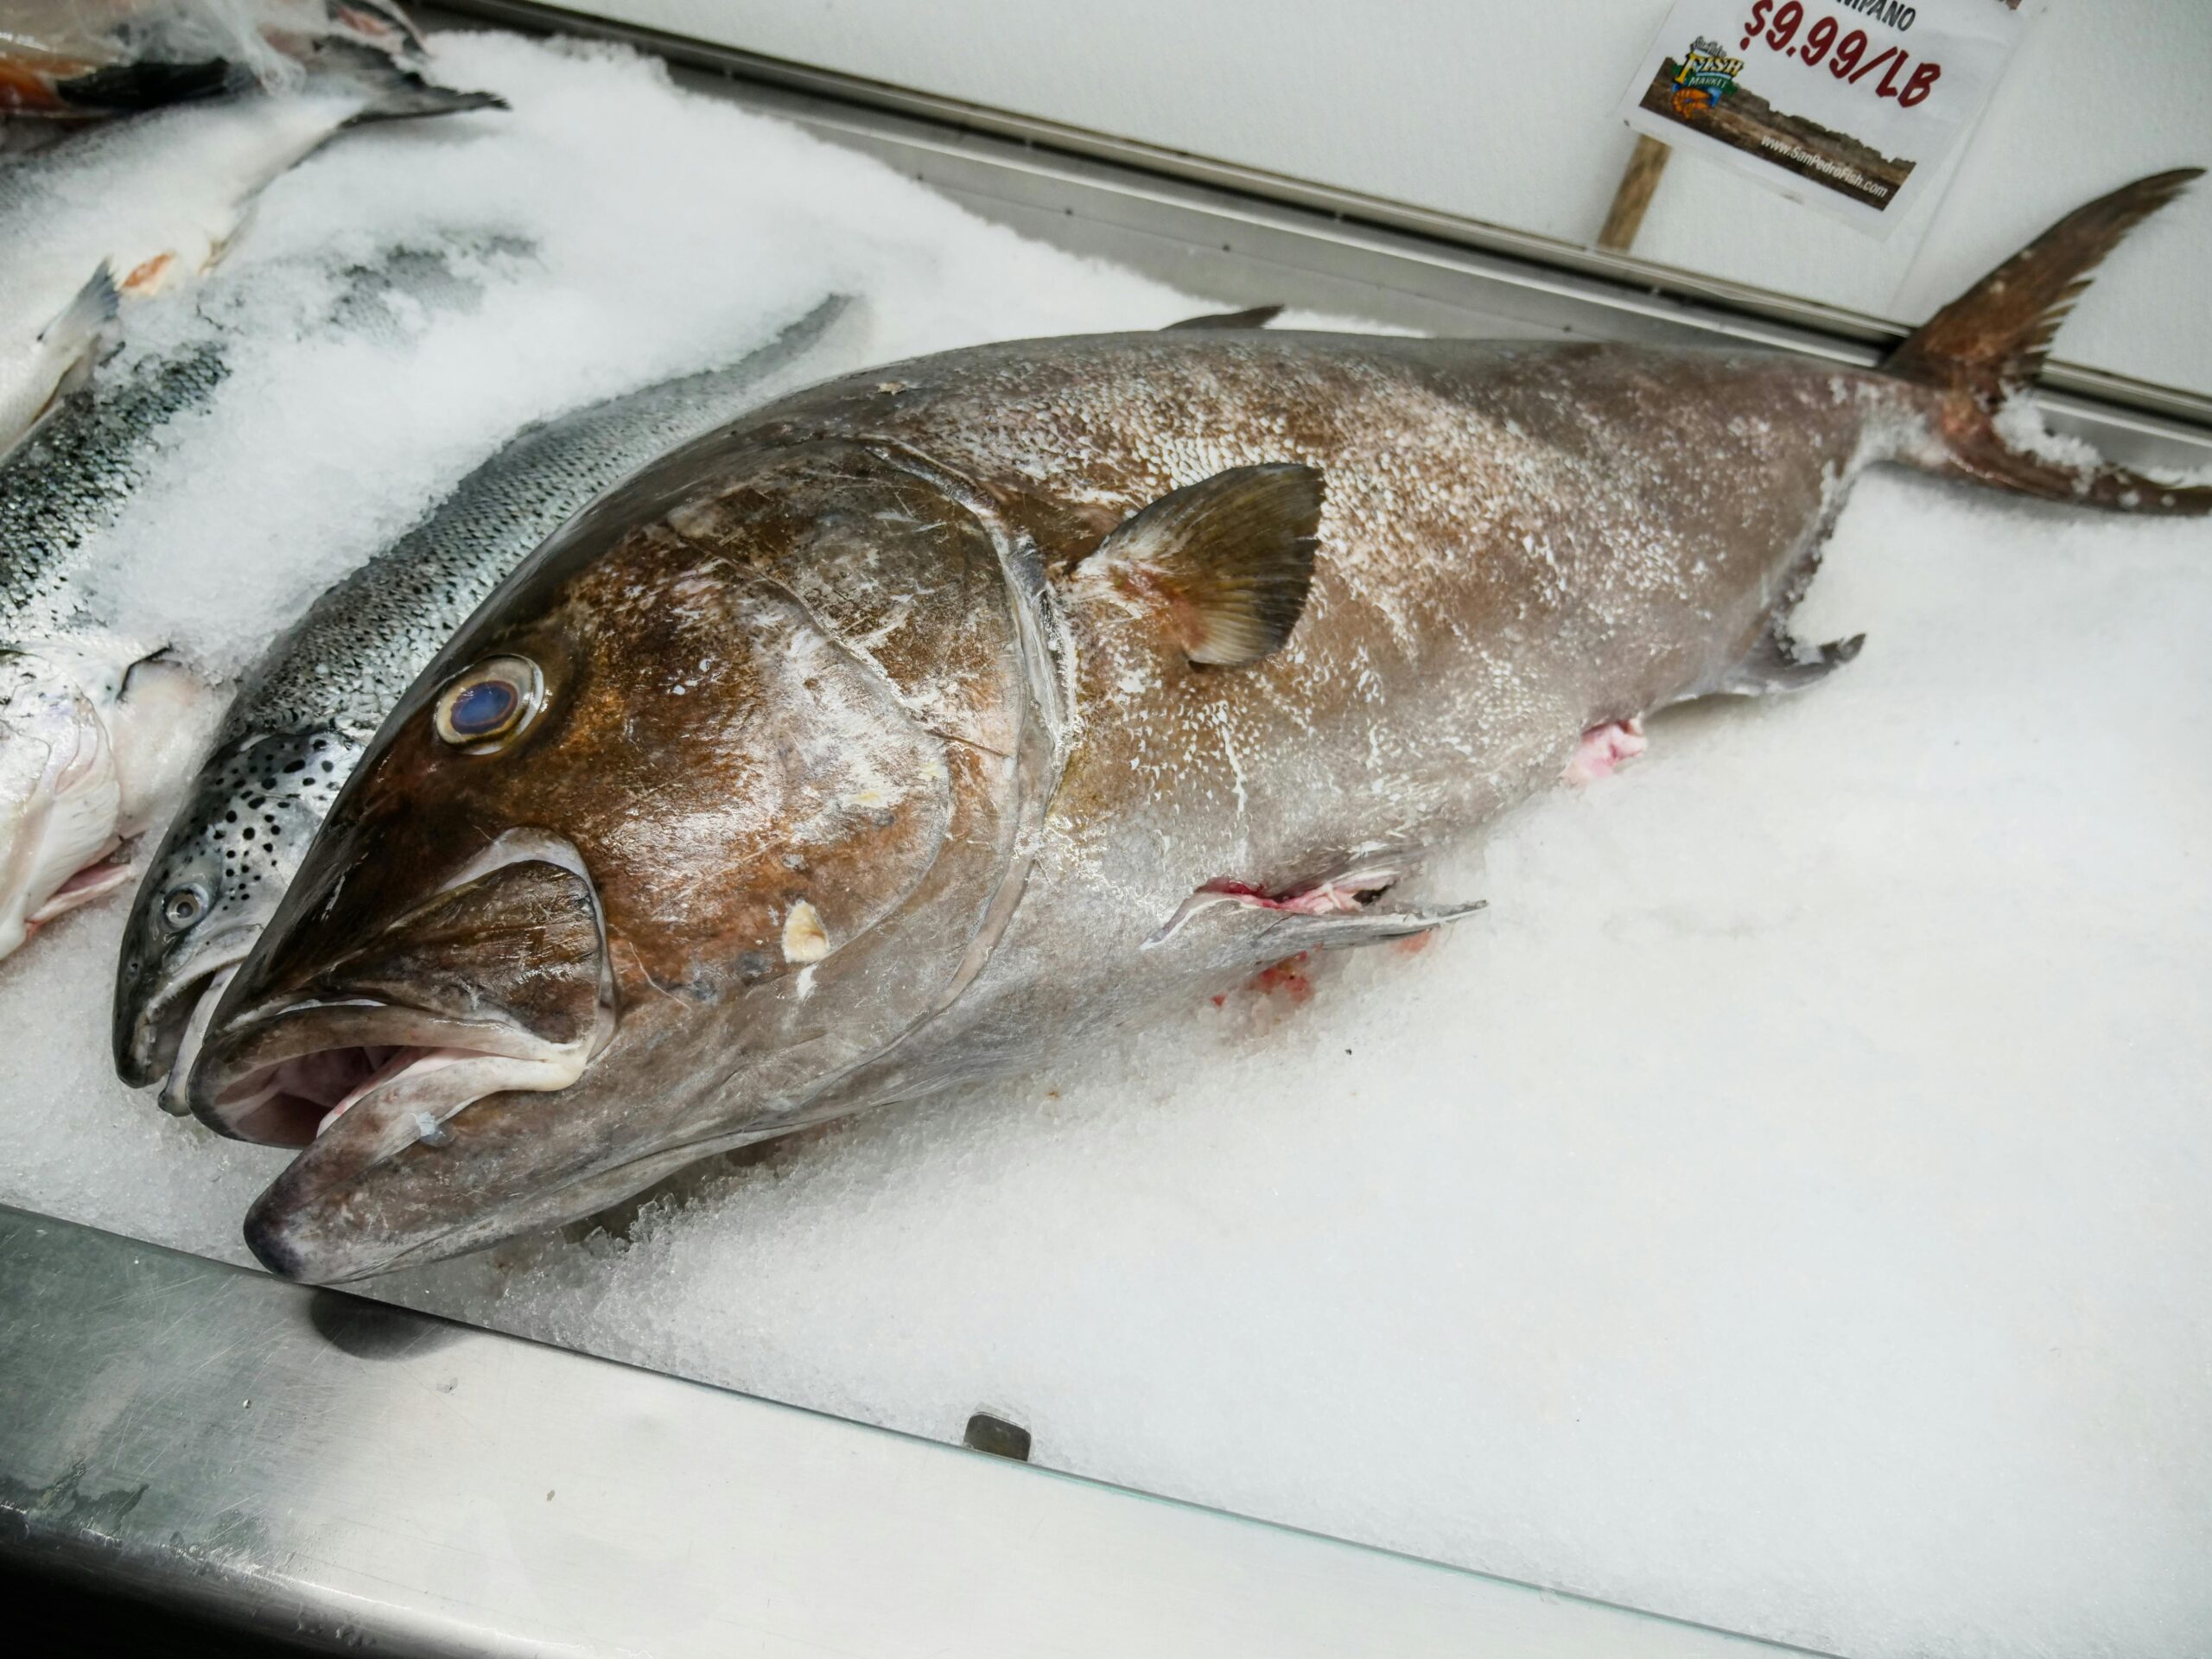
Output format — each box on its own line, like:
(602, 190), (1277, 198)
(0, 1205), (1834, 1657)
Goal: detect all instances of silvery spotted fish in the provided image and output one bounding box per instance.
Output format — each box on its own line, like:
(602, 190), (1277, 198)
(0, 343), (233, 957)
(0, 36), (500, 959)
(170, 175), (2209, 1286)
(114, 295), (860, 1104)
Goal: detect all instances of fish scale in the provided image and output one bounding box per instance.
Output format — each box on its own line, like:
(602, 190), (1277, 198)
(0, 344), (229, 645)
(219, 294), (855, 749)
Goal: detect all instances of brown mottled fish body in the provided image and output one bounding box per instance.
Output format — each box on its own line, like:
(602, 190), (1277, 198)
(180, 172), (2211, 1281)
(767, 335), (1909, 1084)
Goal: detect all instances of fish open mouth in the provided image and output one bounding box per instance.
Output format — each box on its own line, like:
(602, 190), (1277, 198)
(205, 1012), (599, 1149)
(0, 680), (122, 957)
(3, 651), (218, 960)
(28, 849), (134, 921)
(179, 834), (622, 1284)
(185, 832), (618, 1154)
(131, 949), (249, 1109)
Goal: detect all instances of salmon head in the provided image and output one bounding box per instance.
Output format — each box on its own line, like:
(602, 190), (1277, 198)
(186, 435), (1050, 1282)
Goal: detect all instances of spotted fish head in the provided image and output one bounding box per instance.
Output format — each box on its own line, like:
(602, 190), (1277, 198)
(111, 728), (359, 1104)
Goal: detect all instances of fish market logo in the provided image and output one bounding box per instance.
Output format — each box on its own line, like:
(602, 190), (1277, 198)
(1670, 36), (1745, 120)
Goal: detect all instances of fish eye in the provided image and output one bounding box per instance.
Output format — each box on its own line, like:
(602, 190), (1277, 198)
(433, 656), (544, 753)
(162, 887), (206, 930)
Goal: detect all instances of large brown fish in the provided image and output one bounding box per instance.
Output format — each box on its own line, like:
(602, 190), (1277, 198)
(184, 173), (2209, 1283)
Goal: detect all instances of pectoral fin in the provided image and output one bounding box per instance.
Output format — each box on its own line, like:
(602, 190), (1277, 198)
(1715, 626), (1865, 696)
(1251, 897), (1485, 954)
(1079, 462), (1324, 666)
(1146, 864), (1483, 953)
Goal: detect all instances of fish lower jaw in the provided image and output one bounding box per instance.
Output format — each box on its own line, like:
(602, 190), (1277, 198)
(0, 690), (123, 959)
(0, 843), (131, 958)
(0, 650), (217, 962)
(143, 956), (251, 1110)
(27, 846), (133, 923)
(204, 1020), (595, 1150)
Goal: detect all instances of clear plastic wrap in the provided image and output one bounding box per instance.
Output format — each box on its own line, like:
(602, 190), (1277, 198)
(0, 2), (420, 116)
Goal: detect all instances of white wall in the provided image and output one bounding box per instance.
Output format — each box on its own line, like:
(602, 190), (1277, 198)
(557, 1), (2212, 400)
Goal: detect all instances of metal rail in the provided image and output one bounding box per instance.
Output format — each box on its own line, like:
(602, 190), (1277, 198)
(0, 1206), (1833, 1657)
(432, 0), (2212, 437)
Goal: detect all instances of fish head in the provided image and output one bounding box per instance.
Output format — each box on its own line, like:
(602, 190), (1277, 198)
(187, 437), (1042, 1281)
(111, 728), (359, 1103)
(0, 644), (211, 960)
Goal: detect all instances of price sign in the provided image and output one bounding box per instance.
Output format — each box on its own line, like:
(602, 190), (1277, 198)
(1617, 0), (2038, 233)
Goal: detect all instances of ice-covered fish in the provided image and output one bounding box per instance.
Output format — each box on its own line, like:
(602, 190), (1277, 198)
(0, 1), (423, 119)
(0, 340), (235, 956)
(0, 45), (500, 961)
(1, 35), (497, 336)
(113, 295), (861, 1094)
(177, 175), (2209, 1284)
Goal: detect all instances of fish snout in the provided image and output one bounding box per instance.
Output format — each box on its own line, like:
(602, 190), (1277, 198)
(233, 1036), (664, 1285)
(194, 838), (620, 1285)
(113, 726), (359, 1095)
(113, 931), (254, 1097)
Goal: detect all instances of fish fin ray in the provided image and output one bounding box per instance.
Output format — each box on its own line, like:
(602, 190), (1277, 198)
(1888, 169), (2212, 516)
(1, 266), (116, 464)
(1145, 862), (1482, 952)
(1163, 304), (1286, 331)
(1254, 898), (1485, 955)
(324, 40), (507, 125)
(1082, 462), (1323, 666)
(42, 263), (119, 346)
(1713, 626), (1865, 697)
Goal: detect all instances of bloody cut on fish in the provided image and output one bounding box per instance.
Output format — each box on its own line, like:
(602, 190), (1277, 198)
(172, 170), (2209, 1284)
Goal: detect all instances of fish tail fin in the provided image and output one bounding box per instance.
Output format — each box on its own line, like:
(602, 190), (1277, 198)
(321, 40), (507, 127)
(1886, 168), (2211, 516)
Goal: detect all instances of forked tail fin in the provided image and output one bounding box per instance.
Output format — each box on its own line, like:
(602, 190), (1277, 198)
(316, 39), (506, 126)
(1887, 168), (2211, 515)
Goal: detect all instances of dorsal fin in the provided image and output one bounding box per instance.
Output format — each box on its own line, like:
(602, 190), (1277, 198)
(1163, 304), (1285, 331)
(1079, 463), (1323, 665)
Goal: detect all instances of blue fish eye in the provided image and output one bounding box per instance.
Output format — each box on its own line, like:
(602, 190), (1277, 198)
(449, 680), (517, 734)
(434, 657), (543, 751)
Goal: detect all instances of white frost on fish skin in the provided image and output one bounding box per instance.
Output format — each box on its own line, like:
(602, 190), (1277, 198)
(0, 85), (429, 391)
(67, 29), (1212, 685)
